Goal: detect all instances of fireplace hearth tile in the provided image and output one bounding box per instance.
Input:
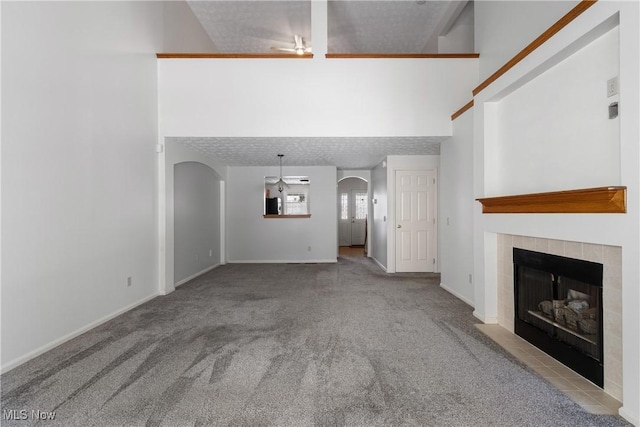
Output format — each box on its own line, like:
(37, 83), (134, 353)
(534, 354), (560, 367)
(519, 355), (546, 367)
(546, 376), (579, 391)
(581, 404), (617, 415)
(571, 390), (605, 406)
(531, 365), (557, 378)
(476, 324), (621, 415)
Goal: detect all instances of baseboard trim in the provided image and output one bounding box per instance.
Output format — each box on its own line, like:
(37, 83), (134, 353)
(0, 292), (159, 374)
(174, 263), (221, 287)
(439, 283), (474, 308)
(371, 257), (387, 272)
(227, 259), (337, 264)
(473, 310), (498, 324)
(618, 407), (638, 427)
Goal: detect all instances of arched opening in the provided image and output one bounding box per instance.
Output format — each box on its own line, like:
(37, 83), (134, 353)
(337, 176), (369, 259)
(174, 161), (222, 286)
(159, 138), (227, 295)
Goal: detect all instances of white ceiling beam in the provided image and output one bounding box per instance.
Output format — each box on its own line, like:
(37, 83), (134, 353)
(421, 0), (469, 53)
(311, 0), (328, 59)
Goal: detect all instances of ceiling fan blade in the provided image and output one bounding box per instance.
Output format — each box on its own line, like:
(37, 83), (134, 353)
(270, 46), (296, 53)
(271, 34), (311, 55)
(276, 178), (290, 189)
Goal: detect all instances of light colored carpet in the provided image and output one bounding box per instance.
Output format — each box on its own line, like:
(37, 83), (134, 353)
(1, 255), (630, 426)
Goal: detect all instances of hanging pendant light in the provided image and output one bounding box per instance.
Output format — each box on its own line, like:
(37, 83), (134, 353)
(276, 154), (289, 193)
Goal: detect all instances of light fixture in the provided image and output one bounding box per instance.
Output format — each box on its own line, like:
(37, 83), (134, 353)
(276, 154), (289, 193)
(294, 35), (306, 55)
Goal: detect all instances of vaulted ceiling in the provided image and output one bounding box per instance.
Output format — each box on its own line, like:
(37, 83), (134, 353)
(173, 1), (474, 169)
(187, 1), (470, 54)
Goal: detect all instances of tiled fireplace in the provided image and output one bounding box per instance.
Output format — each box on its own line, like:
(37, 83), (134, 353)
(496, 234), (622, 401)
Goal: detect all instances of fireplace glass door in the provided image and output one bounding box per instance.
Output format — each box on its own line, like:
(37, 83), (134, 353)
(516, 267), (601, 361)
(513, 248), (603, 386)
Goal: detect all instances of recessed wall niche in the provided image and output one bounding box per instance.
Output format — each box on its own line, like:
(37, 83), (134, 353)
(487, 26), (620, 197)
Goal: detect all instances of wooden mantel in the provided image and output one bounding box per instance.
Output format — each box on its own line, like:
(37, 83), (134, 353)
(476, 186), (626, 214)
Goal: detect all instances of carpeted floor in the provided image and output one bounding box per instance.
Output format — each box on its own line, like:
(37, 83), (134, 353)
(1, 254), (631, 426)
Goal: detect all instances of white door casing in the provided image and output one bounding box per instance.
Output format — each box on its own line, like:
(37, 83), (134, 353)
(339, 191), (350, 246)
(395, 170), (436, 272)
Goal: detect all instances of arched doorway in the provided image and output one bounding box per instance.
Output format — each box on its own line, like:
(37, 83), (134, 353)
(337, 177), (368, 257)
(174, 161), (222, 286)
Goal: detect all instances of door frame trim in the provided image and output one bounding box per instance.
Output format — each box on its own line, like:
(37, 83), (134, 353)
(337, 175), (370, 254)
(386, 163), (439, 273)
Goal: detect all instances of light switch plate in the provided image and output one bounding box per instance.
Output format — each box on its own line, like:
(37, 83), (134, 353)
(607, 77), (618, 97)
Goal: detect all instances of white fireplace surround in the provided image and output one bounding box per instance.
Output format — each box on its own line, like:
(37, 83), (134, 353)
(469, 3), (639, 422)
(496, 234), (622, 401)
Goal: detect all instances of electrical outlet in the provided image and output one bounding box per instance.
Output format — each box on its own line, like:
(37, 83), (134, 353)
(607, 76), (618, 97)
(209, 249), (213, 257)
(127, 276), (132, 287)
(307, 246), (311, 252)
(468, 274), (473, 284)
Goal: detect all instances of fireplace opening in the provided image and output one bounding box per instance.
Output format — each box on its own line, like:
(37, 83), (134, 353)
(513, 248), (603, 386)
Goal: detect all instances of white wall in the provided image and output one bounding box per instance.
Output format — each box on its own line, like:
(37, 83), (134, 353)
(163, 1), (217, 52)
(226, 166), (337, 263)
(440, 109), (474, 306)
(473, 2), (639, 423)
(370, 161), (388, 270)
(474, 1), (578, 81)
(1, 2), (164, 371)
(174, 162), (221, 285)
(385, 155), (440, 273)
(491, 27), (620, 196)
(158, 58), (478, 138)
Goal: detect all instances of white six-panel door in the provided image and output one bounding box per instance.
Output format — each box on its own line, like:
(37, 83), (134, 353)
(395, 170), (436, 272)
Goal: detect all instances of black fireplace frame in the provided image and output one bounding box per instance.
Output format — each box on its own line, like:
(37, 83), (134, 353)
(513, 248), (604, 387)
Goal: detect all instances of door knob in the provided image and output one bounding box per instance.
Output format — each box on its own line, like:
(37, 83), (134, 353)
(397, 224), (402, 228)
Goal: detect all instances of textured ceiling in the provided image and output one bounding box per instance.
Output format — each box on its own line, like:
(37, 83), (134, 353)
(187, 1), (467, 54)
(169, 137), (443, 169)
(328, 1), (452, 53)
(187, 1), (311, 53)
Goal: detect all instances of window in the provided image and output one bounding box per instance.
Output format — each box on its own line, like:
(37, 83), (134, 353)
(355, 192), (368, 219)
(340, 193), (349, 220)
(286, 193), (307, 215)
